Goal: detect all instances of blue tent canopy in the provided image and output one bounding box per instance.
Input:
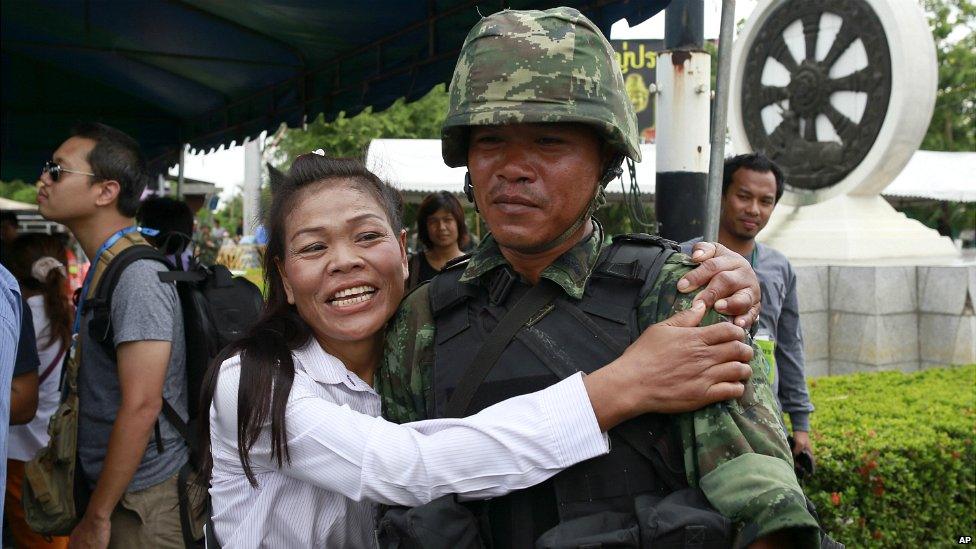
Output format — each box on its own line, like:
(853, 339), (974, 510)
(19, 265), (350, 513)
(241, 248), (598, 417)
(1, 0), (668, 181)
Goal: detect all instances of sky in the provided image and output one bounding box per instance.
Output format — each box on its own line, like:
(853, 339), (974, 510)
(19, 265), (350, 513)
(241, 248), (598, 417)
(166, 0), (760, 208)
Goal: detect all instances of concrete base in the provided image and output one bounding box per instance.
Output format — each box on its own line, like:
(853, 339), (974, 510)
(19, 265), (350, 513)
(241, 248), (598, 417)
(759, 194), (959, 264)
(794, 263), (976, 376)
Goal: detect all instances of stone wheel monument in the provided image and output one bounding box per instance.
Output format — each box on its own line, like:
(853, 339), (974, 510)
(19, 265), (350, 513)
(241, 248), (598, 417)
(729, 0), (958, 262)
(727, 0), (974, 374)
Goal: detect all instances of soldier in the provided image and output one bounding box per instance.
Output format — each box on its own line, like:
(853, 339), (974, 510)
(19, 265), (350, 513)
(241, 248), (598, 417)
(377, 7), (821, 548)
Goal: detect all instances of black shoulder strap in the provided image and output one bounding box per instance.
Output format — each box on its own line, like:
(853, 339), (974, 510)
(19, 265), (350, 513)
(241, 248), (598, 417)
(87, 245), (171, 346)
(161, 398), (191, 447)
(597, 234), (678, 280)
(443, 278), (562, 418)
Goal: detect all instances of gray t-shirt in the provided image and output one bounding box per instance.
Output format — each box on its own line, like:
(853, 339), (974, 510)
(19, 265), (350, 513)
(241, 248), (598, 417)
(78, 259), (188, 492)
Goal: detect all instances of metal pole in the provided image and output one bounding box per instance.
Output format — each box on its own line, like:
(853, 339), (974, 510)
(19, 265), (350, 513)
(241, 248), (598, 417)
(703, 0), (736, 242)
(243, 137), (263, 237)
(176, 144), (186, 198)
(655, 0), (709, 242)
(664, 0), (704, 49)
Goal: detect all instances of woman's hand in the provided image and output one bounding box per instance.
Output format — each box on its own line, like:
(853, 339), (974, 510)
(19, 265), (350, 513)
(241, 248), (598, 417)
(583, 301), (753, 431)
(678, 241), (761, 329)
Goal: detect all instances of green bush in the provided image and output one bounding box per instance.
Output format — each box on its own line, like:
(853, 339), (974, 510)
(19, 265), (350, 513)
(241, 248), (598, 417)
(801, 365), (975, 547)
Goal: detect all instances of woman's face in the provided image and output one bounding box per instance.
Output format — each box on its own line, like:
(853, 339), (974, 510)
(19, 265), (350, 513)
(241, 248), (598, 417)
(278, 180), (408, 351)
(426, 207), (459, 249)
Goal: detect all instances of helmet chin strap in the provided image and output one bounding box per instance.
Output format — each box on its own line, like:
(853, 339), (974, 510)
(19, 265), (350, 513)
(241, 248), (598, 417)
(462, 156), (623, 256)
(463, 172), (478, 213)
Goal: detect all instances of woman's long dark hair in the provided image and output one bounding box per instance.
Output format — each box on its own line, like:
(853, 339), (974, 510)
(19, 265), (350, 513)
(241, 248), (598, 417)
(8, 234), (72, 350)
(198, 154), (403, 486)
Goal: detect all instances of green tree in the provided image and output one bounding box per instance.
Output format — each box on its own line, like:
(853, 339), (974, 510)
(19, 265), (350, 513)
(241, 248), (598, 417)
(196, 192), (243, 236)
(921, 0), (976, 152)
(273, 84), (448, 169)
(0, 179), (37, 204)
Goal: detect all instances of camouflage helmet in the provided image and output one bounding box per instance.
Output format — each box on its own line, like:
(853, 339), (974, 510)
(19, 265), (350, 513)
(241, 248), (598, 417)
(441, 7), (641, 168)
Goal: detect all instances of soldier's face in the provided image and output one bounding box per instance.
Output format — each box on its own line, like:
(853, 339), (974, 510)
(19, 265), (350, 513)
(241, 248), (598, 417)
(720, 168), (778, 241)
(467, 123), (604, 254)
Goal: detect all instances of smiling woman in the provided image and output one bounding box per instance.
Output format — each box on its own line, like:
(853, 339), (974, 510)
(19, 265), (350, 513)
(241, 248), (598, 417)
(277, 179), (408, 384)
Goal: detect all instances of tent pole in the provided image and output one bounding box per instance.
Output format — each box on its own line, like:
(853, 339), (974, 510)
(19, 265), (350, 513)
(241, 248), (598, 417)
(176, 144), (186, 199)
(243, 137), (263, 237)
(703, 0), (736, 242)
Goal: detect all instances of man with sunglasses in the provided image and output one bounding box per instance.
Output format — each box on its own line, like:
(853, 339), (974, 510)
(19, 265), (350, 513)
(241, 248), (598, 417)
(36, 123), (187, 549)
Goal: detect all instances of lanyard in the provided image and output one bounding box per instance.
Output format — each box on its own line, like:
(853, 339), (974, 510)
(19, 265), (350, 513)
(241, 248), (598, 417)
(748, 245), (758, 267)
(71, 226), (138, 339)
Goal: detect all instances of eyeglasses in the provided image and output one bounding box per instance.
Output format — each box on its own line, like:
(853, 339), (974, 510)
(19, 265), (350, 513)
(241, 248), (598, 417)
(42, 160), (95, 182)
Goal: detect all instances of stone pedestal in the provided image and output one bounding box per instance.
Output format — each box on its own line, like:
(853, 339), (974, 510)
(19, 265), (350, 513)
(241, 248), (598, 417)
(917, 266), (976, 368)
(760, 194), (959, 264)
(792, 263), (976, 376)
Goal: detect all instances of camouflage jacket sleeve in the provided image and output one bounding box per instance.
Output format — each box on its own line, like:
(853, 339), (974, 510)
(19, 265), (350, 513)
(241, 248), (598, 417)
(376, 284), (435, 424)
(639, 253), (820, 548)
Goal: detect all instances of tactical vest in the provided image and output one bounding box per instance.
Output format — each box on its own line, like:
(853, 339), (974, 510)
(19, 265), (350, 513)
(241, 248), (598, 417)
(429, 234), (719, 547)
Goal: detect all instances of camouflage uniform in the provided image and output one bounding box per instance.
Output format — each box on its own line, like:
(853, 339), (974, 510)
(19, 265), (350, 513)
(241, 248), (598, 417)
(378, 231), (820, 546)
(377, 7), (820, 547)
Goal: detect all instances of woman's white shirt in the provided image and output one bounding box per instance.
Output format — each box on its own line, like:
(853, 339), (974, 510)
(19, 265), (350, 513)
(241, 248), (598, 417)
(209, 338), (608, 548)
(8, 295), (64, 462)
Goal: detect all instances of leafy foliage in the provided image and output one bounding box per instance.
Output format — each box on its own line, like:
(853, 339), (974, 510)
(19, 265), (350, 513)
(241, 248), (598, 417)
(0, 179), (38, 205)
(921, 0), (976, 152)
(894, 200), (976, 238)
(802, 365), (975, 547)
(195, 191), (243, 238)
(273, 84), (448, 169)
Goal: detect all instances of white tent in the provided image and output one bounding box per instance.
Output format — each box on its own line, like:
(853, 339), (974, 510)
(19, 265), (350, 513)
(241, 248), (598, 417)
(0, 196), (38, 211)
(365, 139), (975, 203)
(883, 150), (976, 202)
(365, 139), (657, 201)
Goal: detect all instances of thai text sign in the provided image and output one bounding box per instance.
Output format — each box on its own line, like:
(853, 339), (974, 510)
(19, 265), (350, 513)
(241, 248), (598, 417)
(612, 39), (664, 143)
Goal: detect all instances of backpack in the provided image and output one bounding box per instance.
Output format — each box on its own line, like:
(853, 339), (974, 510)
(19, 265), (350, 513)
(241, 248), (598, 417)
(87, 242), (264, 547)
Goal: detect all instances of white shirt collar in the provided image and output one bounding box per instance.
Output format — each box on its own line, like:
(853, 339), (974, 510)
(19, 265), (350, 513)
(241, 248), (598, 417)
(292, 337), (375, 392)
(293, 338), (349, 385)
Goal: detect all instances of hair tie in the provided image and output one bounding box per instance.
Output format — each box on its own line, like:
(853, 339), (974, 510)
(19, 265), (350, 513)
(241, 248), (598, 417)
(311, 148), (326, 156)
(31, 256), (66, 282)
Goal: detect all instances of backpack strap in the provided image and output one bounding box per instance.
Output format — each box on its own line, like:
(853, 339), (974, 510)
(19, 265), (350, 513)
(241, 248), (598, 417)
(161, 399), (192, 449)
(158, 264), (235, 287)
(86, 244), (172, 350)
(38, 345), (67, 385)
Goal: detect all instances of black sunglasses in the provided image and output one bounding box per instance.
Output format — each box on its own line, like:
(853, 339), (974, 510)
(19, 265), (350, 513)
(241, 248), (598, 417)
(42, 160), (95, 182)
